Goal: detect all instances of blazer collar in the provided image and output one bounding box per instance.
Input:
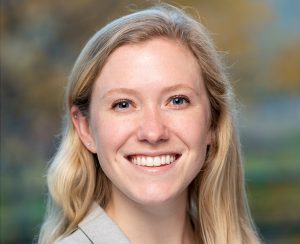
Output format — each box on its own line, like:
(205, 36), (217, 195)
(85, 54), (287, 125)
(78, 202), (131, 244)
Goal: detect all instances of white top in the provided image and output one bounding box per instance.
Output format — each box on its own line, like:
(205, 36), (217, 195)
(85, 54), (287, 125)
(58, 202), (131, 244)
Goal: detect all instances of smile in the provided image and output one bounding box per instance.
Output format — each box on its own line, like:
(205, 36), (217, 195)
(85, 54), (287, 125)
(127, 154), (180, 167)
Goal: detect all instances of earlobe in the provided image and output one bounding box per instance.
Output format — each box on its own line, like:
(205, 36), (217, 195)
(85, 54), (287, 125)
(206, 129), (212, 145)
(71, 106), (97, 153)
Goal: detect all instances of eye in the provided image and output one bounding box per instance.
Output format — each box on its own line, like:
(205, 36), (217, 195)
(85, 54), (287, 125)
(112, 99), (134, 111)
(168, 95), (190, 107)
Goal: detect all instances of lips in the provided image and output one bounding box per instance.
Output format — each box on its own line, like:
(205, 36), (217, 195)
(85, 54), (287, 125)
(127, 154), (180, 167)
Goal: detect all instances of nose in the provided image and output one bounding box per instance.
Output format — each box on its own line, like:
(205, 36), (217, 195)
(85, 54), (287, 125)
(137, 107), (169, 144)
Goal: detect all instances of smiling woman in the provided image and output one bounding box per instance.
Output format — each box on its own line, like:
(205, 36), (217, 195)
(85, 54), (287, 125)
(73, 38), (211, 214)
(38, 3), (260, 244)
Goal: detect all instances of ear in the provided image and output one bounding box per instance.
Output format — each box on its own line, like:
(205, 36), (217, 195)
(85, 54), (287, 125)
(206, 129), (212, 145)
(71, 105), (97, 153)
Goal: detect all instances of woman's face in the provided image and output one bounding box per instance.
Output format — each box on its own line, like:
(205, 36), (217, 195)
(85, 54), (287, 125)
(79, 38), (211, 206)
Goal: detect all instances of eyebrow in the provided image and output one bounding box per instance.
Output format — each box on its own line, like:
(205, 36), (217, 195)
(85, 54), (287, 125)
(101, 83), (200, 99)
(101, 88), (139, 99)
(162, 84), (200, 96)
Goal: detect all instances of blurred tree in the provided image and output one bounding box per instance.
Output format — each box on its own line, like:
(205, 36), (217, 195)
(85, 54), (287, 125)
(270, 41), (300, 92)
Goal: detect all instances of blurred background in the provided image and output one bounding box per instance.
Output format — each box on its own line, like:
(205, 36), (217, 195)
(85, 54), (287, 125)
(1, 0), (299, 243)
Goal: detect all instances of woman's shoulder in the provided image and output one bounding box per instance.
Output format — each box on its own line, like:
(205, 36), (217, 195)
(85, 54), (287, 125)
(57, 202), (131, 244)
(57, 228), (91, 243)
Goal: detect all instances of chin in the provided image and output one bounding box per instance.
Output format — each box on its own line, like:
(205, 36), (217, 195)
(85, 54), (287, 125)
(128, 184), (185, 207)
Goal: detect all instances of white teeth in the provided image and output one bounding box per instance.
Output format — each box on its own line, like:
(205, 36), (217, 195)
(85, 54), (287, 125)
(142, 157), (146, 165)
(153, 156), (160, 166)
(129, 155), (177, 167)
(146, 157), (154, 166)
(166, 155), (170, 164)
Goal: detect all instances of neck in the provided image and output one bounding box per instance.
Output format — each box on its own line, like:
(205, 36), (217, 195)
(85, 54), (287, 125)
(105, 187), (194, 244)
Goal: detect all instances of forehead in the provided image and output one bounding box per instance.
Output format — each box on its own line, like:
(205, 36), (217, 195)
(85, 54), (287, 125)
(93, 38), (204, 94)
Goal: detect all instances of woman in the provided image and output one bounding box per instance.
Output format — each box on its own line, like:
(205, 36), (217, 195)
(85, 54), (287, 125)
(39, 4), (260, 244)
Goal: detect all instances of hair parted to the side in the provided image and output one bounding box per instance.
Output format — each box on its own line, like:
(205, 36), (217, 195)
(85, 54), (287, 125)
(39, 3), (260, 244)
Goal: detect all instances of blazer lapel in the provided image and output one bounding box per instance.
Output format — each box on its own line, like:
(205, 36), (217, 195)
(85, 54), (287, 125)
(78, 202), (131, 244)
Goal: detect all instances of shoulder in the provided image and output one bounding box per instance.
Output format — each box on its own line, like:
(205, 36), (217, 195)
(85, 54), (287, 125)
(57, 202), (131, 244)
(57, 228), (91, 243)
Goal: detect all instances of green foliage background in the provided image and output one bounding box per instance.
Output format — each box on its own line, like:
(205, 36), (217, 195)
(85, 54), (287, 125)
(1, 0), (300, 243)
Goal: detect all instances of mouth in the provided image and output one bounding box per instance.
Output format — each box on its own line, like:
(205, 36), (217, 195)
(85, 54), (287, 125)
(127, 154), (181, 167)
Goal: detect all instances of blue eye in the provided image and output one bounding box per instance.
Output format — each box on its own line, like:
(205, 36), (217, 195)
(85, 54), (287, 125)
(169, 95), (190, 106)
(117, 101), (130, 109)
(112, 99), (133, 111)
(172, 97), (185, 105)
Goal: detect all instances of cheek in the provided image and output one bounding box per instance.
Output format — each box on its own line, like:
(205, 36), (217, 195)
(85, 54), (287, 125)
(169, 111), (210, 147)
(92, 115), (135, 154)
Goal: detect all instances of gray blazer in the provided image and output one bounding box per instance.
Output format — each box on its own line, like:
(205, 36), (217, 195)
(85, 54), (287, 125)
(57, 203), (131, 244)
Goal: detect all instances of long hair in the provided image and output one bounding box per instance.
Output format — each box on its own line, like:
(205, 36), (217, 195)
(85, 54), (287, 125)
(39, 4), (260, 243)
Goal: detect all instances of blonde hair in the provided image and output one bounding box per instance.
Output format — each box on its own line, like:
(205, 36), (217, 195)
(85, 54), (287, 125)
(39, 4), (260, 244)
